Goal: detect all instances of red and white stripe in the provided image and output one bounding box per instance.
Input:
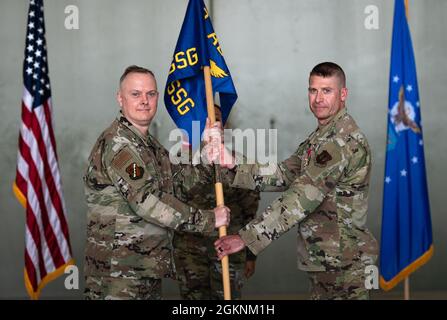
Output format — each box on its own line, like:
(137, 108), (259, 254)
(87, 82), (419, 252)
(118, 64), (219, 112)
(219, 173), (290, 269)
(15, 88), (73, 299)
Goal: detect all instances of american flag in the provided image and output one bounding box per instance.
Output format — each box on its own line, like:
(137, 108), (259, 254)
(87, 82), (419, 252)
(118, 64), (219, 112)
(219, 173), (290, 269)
(13, 0), (73, 299)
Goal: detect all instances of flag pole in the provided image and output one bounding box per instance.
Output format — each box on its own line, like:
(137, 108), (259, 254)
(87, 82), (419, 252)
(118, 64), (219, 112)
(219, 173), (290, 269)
(404, 0), (409, 18)
(204, 66), (232, 300)
(403, 0), (410, 301)
(404, 277), (410, 300)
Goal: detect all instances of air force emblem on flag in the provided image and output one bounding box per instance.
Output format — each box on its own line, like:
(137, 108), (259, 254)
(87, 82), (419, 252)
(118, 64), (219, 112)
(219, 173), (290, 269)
(390, 86), (421, 134)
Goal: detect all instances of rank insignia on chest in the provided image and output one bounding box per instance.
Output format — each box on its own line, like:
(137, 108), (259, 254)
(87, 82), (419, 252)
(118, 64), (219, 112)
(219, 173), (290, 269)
(126, 162), (144, 180)
(316, 150), (333, 166)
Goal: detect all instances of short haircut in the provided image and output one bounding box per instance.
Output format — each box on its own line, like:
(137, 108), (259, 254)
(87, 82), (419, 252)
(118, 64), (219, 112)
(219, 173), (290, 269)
(119, 65), (155, 86)
(310, 62), (346, 87)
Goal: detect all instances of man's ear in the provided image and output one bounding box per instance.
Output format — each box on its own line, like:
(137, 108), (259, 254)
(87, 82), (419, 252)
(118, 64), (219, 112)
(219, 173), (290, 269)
(340, 87), (348, 102)
(116, 90), (123, 108)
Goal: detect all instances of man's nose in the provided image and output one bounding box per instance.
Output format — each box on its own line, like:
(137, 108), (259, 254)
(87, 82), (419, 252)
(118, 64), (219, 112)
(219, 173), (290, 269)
(141, 94), (148, 105)
(315, 90), (324, 103)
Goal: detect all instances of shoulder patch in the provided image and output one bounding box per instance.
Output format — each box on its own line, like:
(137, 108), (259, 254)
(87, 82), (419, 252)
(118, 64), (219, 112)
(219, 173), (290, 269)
(305, 141), (346, 182)
(110, 146), (148, 183)
(316, 150), (332, 166)
(112, 149), (133, 169)
(125, 162), (145, 180)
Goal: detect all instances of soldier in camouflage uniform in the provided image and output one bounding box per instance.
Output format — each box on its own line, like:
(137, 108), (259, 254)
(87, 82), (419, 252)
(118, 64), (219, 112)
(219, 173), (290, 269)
(213, 62), (378, 300)
(83, 65), (230, 300)
(173, 106), (260, 300)
(173, 139), (260, 299)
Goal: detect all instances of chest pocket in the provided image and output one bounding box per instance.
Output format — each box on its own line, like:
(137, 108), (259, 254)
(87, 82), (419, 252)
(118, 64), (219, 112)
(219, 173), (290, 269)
(147, 144), (174, 195)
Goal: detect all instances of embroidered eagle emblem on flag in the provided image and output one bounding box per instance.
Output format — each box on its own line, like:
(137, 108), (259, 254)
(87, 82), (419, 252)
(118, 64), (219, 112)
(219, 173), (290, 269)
(210, 60), (228, 78)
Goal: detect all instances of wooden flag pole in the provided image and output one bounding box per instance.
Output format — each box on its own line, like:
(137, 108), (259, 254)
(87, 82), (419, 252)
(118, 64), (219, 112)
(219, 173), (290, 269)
(203, 65), (232, 300)
(404, 0), (409, 18)
(404, 277), (410, 300)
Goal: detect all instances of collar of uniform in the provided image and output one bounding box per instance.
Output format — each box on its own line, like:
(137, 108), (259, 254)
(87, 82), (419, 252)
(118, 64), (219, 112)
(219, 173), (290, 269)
(315, 107), (347, 139)
(116, 112), (151, 146)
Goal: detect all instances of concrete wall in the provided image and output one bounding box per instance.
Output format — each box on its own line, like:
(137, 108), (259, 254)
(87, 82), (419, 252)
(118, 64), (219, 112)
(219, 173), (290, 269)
(1, 0), (446, 299)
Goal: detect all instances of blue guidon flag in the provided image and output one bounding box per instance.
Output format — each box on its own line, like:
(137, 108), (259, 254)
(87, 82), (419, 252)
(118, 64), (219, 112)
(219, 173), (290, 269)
(380, 0), (433, 291)
(164, 0), (237, 147)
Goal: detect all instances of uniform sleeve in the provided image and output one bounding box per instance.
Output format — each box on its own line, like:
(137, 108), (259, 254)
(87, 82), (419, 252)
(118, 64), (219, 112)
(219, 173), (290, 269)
(237, 190), (261, 261)
(105, 145), (215, 233)
(231, 143), (306, 192)
(239, 141), (348, 255)
(238, 190), (260, 225)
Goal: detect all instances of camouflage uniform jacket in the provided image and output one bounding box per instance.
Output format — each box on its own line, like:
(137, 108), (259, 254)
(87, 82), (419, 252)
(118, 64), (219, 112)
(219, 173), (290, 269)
(175, 167), (260, 261)
(232, 108), (378, 272)
(83, 113), (215, 280)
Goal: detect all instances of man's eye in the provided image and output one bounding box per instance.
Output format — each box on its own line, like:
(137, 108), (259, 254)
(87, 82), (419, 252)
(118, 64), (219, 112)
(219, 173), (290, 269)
(148, 91), (158, 98)
(323, 89), (331, 94)
(132, 92), (140, 97)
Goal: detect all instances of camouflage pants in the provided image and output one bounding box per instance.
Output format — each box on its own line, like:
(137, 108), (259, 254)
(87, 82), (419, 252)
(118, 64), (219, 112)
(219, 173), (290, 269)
(174, 239), (245, 300)
(84, 276), (162, 300)
(307, 264), (370, 300)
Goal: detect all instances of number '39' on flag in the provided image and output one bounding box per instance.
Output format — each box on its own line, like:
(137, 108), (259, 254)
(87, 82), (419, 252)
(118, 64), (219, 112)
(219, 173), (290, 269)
(164, 0), (237, 147)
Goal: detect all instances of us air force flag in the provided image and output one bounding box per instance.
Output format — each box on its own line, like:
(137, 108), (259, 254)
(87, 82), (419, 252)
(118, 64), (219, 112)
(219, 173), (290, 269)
(164, 0), (237, 147)
(380, 0), (433, 291)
